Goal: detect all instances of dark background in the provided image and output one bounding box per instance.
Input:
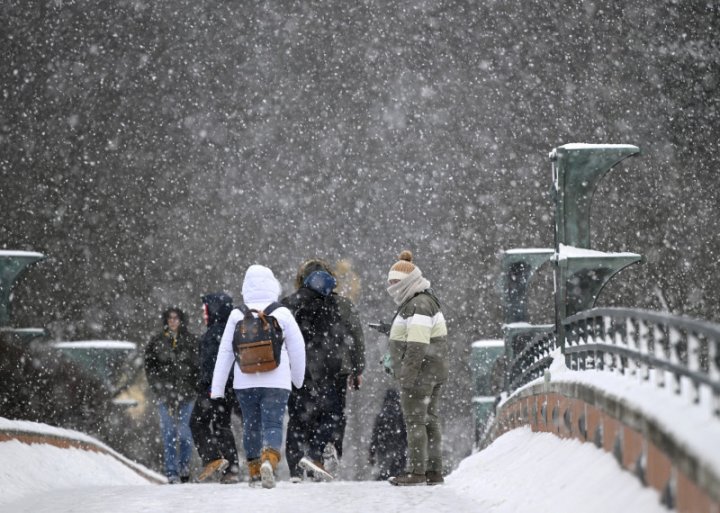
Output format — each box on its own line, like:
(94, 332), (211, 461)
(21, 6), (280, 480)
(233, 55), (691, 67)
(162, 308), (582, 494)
(1, 0), (718, 476)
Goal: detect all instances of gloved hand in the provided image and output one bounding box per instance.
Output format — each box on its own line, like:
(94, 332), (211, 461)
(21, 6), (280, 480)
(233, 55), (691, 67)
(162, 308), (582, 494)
(210, 398), (227, 416)
(382, 353), (394, 376)
(347, 373), (362, 390)
(369, 322), (391, 335)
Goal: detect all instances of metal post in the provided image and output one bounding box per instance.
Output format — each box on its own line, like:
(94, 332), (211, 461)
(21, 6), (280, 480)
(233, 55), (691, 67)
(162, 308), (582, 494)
(551, 143), (640, 249)
(0, 250), (47, 342)
(550, 144), (642, 348)
(0, 250), (45, 327)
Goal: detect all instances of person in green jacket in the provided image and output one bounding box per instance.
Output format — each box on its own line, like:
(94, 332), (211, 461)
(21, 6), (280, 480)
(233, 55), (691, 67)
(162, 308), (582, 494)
(385, 250), (449, 486)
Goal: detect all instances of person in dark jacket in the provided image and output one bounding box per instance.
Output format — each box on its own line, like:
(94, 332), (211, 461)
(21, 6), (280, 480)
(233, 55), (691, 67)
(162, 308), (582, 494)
(144, 307), (198, 483)
(369, 388), (407, 480)
(283, 258), (365, 480)
(190, 293), (241, 484)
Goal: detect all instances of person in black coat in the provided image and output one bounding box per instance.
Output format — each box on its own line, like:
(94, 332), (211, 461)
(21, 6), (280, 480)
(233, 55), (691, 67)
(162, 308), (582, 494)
(282, 259), (365, 480)
(144, 307), (198, 483)
(190, 293), (241, 483)
(369, 388), (407, 480)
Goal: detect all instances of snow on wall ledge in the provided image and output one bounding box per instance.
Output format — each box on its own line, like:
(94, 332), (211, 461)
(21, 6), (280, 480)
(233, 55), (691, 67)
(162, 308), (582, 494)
(486, 371), (720, 513)
(0, 416), (164, 506)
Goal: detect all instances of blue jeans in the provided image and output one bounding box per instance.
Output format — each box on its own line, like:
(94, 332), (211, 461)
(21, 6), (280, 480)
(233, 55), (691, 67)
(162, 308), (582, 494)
(157, 400), (195, 478)
(235, 387), (290, 460)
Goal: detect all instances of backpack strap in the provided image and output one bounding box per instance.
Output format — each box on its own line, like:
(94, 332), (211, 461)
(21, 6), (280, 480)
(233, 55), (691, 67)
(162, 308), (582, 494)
(263, 301), (283, 316)
(237, 302), (282, 317)
(422, 288), (441, 309)
(391, 289), (438, 324)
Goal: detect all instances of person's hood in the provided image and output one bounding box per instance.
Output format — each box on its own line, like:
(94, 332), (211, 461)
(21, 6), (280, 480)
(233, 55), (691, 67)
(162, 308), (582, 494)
(242, 265), (281, 304)
(202, 292), (233, 326)
(295, 258), (333, 289)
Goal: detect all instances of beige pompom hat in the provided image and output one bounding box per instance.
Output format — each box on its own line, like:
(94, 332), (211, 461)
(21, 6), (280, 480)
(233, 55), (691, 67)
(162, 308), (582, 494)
(387, 250), (417, 283)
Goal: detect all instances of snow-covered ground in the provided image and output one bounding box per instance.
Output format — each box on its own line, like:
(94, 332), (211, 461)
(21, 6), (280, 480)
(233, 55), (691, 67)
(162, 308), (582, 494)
(0, 418), (665, 513)
(3, 345), (719, 512)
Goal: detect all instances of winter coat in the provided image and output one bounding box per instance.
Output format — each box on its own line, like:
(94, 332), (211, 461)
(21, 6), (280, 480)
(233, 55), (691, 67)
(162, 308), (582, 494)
(197, 292), (234, 396)
(388, 290), (449, 388)
(144, 312), (199, 405)
(282, 287), (365, 384)
(369, 388), (407, 478)
(337, 294), (365, 377)
(210, 265), (306, 396)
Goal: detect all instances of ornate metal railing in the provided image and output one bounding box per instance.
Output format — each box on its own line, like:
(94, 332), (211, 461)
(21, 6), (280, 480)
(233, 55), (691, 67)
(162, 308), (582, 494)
(506, 330), (558, 392)
(563, 307), (720, 417)
(505, 307), (720, 418)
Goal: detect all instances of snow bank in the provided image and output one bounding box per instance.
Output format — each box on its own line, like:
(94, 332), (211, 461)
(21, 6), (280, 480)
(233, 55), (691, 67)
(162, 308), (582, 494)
(0, 417), (161, 508)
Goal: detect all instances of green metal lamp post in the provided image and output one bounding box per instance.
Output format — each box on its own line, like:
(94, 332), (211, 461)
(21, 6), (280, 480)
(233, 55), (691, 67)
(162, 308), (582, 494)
(0, 250), (47, 340)
(499, 249), (555, 358)
(550, 144), (643, 347)
(551, 143), (640, 249)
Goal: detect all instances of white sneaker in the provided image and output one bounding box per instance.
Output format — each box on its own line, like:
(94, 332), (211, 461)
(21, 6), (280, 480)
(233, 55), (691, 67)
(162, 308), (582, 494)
(322, 443), (339, 476)
(299, 456), (334, 481)
(260, 460), (275, 489)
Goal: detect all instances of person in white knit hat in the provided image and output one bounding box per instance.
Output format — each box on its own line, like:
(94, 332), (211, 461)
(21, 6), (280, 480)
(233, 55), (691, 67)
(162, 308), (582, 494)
(385, 250), (449, 486)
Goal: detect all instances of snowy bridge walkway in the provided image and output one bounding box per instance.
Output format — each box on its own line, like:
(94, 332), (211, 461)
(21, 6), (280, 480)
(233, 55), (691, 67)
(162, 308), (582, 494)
(1, 418), (665, 513)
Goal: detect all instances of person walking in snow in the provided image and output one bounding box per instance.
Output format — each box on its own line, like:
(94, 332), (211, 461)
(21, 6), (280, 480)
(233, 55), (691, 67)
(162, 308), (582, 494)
(190, 292), (241, 484)
(144, 307), (198, 484)
(282, 258), (365, 481)
(210, 265), (305, 488)
(384, 251), (448, 486)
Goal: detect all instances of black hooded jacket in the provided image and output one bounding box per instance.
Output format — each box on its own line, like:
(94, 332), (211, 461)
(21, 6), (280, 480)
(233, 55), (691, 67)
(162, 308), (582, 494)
(197, 293), (234, 395)
(282, 287), (364, 383)
(284, 259), (365, 384)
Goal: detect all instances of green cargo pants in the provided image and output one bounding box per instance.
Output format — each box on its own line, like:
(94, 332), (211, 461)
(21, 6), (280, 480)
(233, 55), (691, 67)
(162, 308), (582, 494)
(400, 383), (443, 475)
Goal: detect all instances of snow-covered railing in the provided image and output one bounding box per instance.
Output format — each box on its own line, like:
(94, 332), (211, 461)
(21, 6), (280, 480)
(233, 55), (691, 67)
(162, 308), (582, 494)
(563, 307), (720, 418)
(505, 307), (720, 419)
(506, 330), (558, 392)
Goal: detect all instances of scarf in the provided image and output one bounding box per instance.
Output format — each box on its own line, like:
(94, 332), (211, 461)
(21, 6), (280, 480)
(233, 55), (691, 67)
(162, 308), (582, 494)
(387, 267), (431, 305)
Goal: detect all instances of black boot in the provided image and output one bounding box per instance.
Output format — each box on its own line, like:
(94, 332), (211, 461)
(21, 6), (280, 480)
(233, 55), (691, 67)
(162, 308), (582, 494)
(425, 471), (444, 485)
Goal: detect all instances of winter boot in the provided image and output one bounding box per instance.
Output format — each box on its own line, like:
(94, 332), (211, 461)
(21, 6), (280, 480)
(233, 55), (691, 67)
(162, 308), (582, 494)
(260, 448), (281, 489)
(198, 458), (229, 482)
(425, 471), (444, 486)
(219, 471), (241, 484)
(389, 472), (427, 486)
(247, 459), (262, 487)
(322, 443), (339, 476)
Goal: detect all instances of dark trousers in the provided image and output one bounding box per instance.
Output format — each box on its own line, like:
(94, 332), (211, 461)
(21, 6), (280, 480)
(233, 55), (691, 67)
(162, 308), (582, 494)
(285, 375), (348, 477)
(190, 394), (240, 473)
